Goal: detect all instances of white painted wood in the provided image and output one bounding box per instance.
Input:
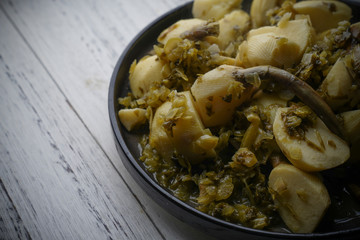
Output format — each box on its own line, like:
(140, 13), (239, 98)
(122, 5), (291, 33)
(0, 179), (31, 240)
(1, 0), (191, 171)
(0, 9), (163, 240)
(0, 0), (216, 239)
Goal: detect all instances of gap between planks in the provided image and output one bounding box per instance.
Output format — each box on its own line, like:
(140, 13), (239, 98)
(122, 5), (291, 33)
(0, 5), (165, 240)
(0, 3), (167, 238)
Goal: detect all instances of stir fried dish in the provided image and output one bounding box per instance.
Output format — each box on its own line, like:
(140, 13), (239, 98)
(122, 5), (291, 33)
(118, 0), (360, 233)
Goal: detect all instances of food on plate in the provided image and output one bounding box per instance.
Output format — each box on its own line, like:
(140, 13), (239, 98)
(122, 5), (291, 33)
(192, 0), (243, 21)
(158, 19), (207, 45)
(150, 91), (219, 164)
(236, 18), (313, 68)
(118, 108), (147, 131)
(217, 9), (251, 54)
(268, 162), (331, 233)
(118, 0), (360, 234)
(250, 0), (282, 28)
(273, 106), (349, 172)
(292, 0), (351, 33)
(190, 64), (256, 127)
(129, 55), (165, 98)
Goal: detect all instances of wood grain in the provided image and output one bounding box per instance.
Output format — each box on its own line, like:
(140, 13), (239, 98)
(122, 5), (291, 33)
(0, 0), (215, 239)
(0, 179), (31, 240)
(0, 8), (163, 240)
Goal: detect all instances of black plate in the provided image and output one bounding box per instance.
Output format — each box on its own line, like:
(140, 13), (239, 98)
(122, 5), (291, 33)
(108, 1), (360, 239)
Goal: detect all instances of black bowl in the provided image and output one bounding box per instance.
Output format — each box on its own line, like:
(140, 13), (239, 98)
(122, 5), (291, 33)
(108, 1), (360, 239)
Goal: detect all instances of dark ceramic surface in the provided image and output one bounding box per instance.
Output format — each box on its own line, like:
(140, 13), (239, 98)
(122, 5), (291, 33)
(108, 1), (360, 239)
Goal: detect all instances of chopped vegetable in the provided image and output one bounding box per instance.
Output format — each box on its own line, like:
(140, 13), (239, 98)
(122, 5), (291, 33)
(118, 108), (147, 131)
(293, 0), (351, 33)
(192, 0), (243, 21)
(236, 18), (313, 68)
(117, 0), (360, 233)
(273, 106), (350, 171)
(269, 163), (331, 233)
(129, 55), (165, 98)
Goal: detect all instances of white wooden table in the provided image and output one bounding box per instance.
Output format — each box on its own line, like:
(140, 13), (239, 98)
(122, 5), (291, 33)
(0, 0), (217, 239)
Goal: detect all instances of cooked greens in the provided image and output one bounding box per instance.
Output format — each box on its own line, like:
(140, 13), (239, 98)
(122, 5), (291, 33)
(118, 0), (360, 234)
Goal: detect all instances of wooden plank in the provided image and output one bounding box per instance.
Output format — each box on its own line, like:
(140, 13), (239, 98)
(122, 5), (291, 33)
(0, 9), (163, 240)
(0, 179), (31, 240)
(1, 0), (216, 239)
(1, 0), (191, 171)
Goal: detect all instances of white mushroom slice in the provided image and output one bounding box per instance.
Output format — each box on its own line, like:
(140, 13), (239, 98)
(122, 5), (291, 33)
(129, 55), (164, 98)
(237, 18), (313, 68)
(217, 10), (250, 50)
(191, 65), (255, 127)
(273, 107), (350, 172)
(293, 0), (352, 33)
(118, 108), (147, 131)
(269, 163), (331, 233)
(192, 0), (243, 21)
(157, 18), (206, 45)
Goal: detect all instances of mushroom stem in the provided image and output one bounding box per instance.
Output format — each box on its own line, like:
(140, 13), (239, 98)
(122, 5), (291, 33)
(233, 65), (345, 139)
